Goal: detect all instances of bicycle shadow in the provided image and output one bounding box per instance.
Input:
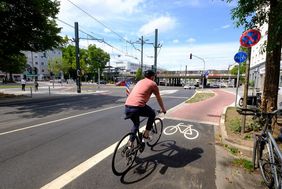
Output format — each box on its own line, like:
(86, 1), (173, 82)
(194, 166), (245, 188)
(120, 140), (203, 184)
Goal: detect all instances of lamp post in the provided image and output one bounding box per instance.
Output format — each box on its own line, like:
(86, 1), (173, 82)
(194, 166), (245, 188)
(190, 53), (205, 89)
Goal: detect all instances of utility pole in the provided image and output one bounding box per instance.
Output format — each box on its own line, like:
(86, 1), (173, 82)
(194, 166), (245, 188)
(140, 36), (144, 73)
(75, 22), (81, 93)
(154, 29), (158, 73)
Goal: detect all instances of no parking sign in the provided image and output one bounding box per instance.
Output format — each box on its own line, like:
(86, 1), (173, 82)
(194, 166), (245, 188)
(240, 29), (261, 47)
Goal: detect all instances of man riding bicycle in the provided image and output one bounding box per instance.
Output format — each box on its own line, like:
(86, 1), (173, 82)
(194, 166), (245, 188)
(125, 70), (166, 146)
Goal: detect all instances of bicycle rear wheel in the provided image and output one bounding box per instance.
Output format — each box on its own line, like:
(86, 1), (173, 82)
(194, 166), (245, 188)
(147, 118), (163, 147)
(112, 132), (138, 176)
(258, 141), (274, 188)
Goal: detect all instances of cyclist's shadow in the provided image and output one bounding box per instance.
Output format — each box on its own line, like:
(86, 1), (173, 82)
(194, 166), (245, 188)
(120, 140), (203, 184)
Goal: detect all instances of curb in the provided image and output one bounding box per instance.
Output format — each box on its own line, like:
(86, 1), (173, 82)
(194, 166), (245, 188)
(219, 105), (253, 159)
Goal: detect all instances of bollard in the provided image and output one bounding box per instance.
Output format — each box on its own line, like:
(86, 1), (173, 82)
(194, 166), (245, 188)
(30, 87), (33, 98)
(49, 86), (51, 96)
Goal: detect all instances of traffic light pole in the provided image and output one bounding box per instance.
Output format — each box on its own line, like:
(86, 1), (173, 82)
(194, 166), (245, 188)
(190, 53), (205, 89)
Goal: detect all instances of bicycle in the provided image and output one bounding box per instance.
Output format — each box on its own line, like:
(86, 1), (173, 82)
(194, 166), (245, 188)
(163, 122), (199, 140)
(111, 110), (164, 176)
(237, 107), (282, 189)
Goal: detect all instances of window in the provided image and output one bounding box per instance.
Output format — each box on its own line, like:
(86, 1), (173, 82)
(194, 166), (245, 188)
(41, 62), (44, 65)
(35, 62), (38, 65)
(42, 69), (44, 72)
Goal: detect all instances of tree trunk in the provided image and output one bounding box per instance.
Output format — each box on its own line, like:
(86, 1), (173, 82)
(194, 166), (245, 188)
(261, 0), (282, 112)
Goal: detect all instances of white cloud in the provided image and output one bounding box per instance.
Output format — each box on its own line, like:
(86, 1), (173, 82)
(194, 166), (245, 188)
(187, 38), (196, 43)
(221, 25), (230, 29)
(138, 16), (176, 36)
(156, 42), (240, 71)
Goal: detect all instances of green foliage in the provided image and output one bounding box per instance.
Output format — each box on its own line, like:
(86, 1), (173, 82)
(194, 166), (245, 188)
(0, 0), (63, 77)
(186, 92), (215, 103)
(232, 158), (253, 172)
(229, 118), (241, 133)
(135, 68), (143, 81)
(61, 44), (110, 81)
(0, 0), (63, 55)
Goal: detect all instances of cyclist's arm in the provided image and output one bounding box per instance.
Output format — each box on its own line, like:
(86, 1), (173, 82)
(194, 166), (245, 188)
(153, 87), (166, 113)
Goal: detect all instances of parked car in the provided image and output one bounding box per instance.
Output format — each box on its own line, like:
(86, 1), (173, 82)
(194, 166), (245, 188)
(183, 84), (196, 90)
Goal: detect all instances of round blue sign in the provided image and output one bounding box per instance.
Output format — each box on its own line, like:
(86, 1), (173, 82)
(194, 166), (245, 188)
(234, 51), (248, 63)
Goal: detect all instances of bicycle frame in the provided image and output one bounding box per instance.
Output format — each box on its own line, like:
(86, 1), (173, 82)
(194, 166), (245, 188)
(264, 131), (282, 188)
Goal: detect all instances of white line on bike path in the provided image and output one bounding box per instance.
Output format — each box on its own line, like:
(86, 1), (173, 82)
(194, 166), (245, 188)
(40, 121), (158, 189)
(0, 104), (124, 136)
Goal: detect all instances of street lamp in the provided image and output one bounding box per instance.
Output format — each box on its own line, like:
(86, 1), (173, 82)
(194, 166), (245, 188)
(190, 53), (206, 89)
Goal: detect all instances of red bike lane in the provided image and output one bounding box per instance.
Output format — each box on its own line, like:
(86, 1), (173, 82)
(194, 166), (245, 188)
(166, 89), (235, 125)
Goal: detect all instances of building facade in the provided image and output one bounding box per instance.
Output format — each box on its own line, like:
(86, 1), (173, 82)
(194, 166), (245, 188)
(250, 23), (282, 92)
(22, 49), (62, 80)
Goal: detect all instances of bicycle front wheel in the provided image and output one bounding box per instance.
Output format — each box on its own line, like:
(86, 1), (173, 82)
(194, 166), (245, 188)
(112, 132), (138, 176)
(258, 141), (274, 188)
(147, 118), (163, 147)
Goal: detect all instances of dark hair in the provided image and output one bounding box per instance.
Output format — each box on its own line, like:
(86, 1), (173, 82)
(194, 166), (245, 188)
(144, 70), (156, 78)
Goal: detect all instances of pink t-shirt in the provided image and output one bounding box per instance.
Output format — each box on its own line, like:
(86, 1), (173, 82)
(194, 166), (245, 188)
(125, 78), (159, 107)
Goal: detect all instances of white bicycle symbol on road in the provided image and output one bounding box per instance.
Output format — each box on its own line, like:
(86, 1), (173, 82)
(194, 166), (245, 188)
(163, 123), (199, 140)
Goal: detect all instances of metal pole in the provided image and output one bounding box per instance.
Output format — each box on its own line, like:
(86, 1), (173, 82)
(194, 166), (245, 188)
(75, 22), (81, 93)
(241, 49), (251, 134)
(49, 86), (51, 96)
(235, 63), (240, 107)
(141, 36), (144, 73)
(185, 65), (187, 85)
(154, 29), (158, 73)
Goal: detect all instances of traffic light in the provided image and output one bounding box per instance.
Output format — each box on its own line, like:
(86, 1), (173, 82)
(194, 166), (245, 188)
(190, 53), (192, 59)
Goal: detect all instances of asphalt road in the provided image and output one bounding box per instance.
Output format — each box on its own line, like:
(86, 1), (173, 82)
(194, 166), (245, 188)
(0, 86), (207, 189)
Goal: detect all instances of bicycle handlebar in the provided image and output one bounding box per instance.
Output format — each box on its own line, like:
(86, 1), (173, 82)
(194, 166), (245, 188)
(236, 107), (282, 117)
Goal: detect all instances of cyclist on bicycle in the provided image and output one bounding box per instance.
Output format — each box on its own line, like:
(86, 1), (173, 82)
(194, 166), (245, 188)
(125, 70), (166, 146)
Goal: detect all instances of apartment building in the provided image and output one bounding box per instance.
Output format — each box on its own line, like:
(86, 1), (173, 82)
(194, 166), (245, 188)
(250, 23), (282, 91)
(22, 49), (62, 80)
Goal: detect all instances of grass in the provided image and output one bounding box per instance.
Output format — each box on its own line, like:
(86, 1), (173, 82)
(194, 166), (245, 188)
(232, 158), (254, 172)
(185, 91), (215, 103)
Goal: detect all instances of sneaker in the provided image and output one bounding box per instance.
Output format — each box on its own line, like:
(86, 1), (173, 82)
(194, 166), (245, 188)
(142, 132), (153, 142)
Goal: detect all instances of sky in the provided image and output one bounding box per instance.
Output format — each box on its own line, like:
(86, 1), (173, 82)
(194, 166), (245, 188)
(57, 0), (244, 71)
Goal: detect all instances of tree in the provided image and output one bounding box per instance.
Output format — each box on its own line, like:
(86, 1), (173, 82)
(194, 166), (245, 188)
(0, 53), (26, 82)
(225, 0), (282, 112)
(135, 68), (143, 81)
(0, 0), (63, 67)
(62, 44), (110, 81)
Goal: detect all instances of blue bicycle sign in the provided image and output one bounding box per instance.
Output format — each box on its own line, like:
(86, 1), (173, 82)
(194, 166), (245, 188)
(234, 51), (248, 64)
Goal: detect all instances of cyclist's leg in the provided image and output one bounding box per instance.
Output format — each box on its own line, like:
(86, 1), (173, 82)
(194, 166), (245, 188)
(139, 105), (156, 138)
(125, 106), (140, 144)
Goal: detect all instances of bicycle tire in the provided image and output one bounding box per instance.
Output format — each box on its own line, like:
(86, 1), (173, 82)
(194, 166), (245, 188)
(112, 132), (138, 176)
(163, 125), (178, 135)
(147, 118), (163, 147)
(258, 141), (274, 188)
(184, 128), (199, 140)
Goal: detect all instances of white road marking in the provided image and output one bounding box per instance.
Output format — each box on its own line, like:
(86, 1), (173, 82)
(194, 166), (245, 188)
(41, 117), (164, 189)
(0, 105), (123, 136)
(160, 90), (178, 95)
